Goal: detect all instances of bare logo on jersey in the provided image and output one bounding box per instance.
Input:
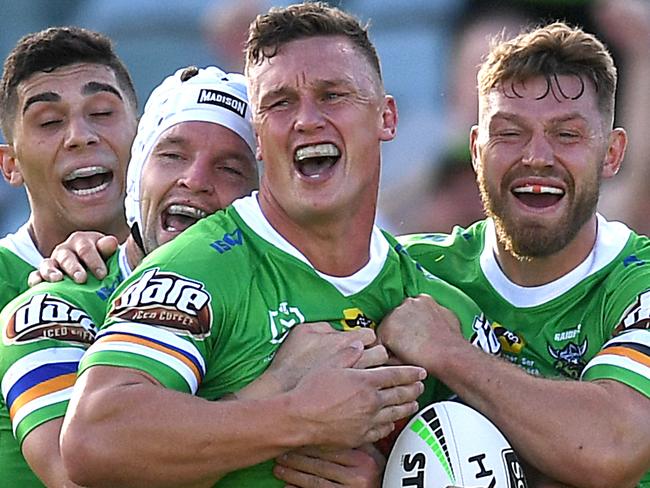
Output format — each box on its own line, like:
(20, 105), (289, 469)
(4, 294), (96, 345)
(269, 302), (304, 344)
(109, 268), (212, 338)
(548, 338), (588, 379)
(340, 308), (376, 330)
(614, 290), (650, 335)
(471, 314), (501, 355)
(493, 323), (526, 354)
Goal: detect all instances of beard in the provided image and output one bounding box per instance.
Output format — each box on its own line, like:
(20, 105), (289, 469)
(477, 164), (601, 259)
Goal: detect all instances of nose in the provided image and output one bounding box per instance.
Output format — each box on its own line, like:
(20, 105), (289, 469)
(177, 157), (217, 196)
(63, 115), (99, 149)
(522, 132), (554, 168)
(293, 97), (326, 133)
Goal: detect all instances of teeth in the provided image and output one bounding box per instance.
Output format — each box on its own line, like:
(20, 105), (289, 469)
(63, 166), (110, 181)
(513, 185), (564, 195)
(295, 143), (340, 161)
(167, 204), (207, 219)
(70, 181), (110, 196)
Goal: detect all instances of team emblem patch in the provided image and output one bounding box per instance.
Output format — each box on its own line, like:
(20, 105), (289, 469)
(548, 338), (588, 379)
(109, 268), (212, 338)
(4, 294), (96, 345)
(269, 302), (305, 344)
(340, 308), (376, 330)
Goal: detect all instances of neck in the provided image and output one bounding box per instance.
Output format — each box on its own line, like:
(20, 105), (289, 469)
(493, 215), (598, 286)
(28, 216), (129, 258)
(125, 236), (145, 270)
(257, 191), (376, 277)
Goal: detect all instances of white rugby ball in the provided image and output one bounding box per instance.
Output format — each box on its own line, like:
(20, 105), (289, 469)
(383, 401), (528, 488)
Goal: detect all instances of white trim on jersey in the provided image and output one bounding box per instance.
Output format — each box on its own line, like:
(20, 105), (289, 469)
(233, 193), (390, 297)
(11, 386), (74, 436)
(604, 329), (650, 348)
(1, 347), (84, 397)
(88, 322), (206, 393)
(480, 214), (631, 307)
(581, 353), (650, 384)
(117, 243), (133, 278)
(0, 222), (43, 268)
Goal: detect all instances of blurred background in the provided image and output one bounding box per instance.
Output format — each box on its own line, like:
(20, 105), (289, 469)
(1, 0), (649, 237)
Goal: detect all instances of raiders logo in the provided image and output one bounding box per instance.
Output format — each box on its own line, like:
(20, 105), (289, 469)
(109, 268), (212, 338)
(4, 294), (96, 345)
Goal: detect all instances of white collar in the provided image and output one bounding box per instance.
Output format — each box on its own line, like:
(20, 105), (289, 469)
(232, 193), (390, 297)
(479, 214), (631, 307)
(0, 222), (43, 267)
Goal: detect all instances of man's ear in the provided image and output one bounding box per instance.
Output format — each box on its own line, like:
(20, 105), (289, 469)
(469, 125), (480, 173)
(0, 144), (23, 187)
(601, 128), (627, 179)
(379, 95), (398, 142)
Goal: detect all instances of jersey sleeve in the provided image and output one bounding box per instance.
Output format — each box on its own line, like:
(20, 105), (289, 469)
(78, 234), (236, 396)
(0, 289), (97, 445)
(581, 252), (650, 398)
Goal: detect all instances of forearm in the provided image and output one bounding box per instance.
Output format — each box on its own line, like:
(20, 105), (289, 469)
(431, 343), (648, 488)
(61, 367), (309, 487)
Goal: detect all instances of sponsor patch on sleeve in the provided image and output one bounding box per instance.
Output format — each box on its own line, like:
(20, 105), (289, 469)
(4, 294), (96, 345)
(108, 268), (213, 338)
(614, 290), (650, 335)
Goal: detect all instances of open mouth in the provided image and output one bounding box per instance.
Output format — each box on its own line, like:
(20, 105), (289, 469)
(294, 143), (340, 179)
(62, 166), (113, 196)
(512, 184), (564, 208)
(162, 204), (208, 233)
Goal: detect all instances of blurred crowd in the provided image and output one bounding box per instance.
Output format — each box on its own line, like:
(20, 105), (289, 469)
(1, 0), (649, 237)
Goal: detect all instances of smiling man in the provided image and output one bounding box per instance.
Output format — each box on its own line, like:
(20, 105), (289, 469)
(0, 26), (137, 486)
(58, 3), (497, 487)
(392, 22), (650, 487)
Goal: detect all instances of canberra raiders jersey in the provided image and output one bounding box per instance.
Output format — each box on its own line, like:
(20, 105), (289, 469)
(80, 195), (496, 488)
(400, 216), (650, 487)
(0, 246), (130, 487)
(0, 223), (43, 313)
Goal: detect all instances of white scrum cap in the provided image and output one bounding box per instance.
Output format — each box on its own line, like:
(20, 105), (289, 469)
(124, 65), (255, 235)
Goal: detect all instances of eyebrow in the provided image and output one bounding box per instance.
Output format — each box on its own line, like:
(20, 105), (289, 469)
(22, 81), (123, 115)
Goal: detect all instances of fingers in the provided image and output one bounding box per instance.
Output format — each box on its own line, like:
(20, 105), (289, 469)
(34, 258), (64, 284)
(365, 365), (426, 389)
(97, 235), (119, 258)
(354, 345), (388, 369)
(319, 341), (365, 369)
(27, 270), (45, 287)
(65, 238), (109, 280)
(374, 401), (420, 428)
(49, 247), (89, 283)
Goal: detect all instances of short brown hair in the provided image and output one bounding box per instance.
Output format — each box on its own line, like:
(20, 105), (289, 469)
(478, 22), (617, 124)
(0, 26), (138, 142)
(245, 1), (382, 81)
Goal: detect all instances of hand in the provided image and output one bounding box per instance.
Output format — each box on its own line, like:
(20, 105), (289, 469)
(238, 322), (388, 399)
(28, 232), (119, 286)
(378, 294), (463, 376)
(290, 346), (426, 448)
(274, 444), (385, 488)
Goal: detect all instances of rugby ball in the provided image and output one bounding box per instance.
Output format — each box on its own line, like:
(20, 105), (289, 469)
(383, 401), (528, 488)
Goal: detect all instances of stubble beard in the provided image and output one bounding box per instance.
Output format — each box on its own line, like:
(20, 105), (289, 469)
(477, 165), (601, 260)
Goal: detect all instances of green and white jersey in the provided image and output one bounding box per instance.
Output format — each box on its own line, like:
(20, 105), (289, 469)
(80, 195), (496, 488)
(0, 223), (43, 313)
(400, 215), (650, 487)
(0, 246), (130, 487)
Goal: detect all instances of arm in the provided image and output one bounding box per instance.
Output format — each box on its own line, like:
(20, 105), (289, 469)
(21, 419), (85, 488)
(378, 295), (650, 488)
(28, 231), (119, 286)
(61, 351), (425, 487)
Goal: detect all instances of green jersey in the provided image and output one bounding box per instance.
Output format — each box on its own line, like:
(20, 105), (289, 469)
(400, 216), (650, 487)
(0, 247), (130, 487)
(0, 224), (42, 313)
(80, 195), (497, 487)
